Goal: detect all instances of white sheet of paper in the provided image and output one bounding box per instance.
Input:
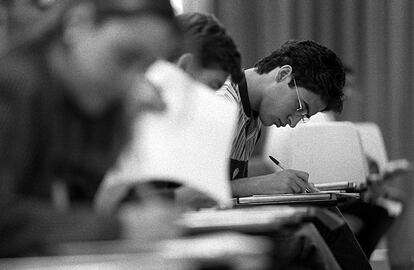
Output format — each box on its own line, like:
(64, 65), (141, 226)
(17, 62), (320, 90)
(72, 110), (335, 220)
(96, 61), (237, 210)
(264, 122), (369, 185)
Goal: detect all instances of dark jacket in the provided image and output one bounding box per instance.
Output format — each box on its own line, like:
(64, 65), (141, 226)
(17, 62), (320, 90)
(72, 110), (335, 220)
(0, 43), (125, 257)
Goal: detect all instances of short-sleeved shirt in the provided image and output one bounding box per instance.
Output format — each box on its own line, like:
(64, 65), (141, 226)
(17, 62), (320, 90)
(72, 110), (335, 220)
(217, 73), (262, 180)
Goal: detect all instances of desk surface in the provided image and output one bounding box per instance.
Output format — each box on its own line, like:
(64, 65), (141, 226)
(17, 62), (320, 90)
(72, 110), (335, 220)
(0, 253), (191, 270)
(234, 193), (338, 206)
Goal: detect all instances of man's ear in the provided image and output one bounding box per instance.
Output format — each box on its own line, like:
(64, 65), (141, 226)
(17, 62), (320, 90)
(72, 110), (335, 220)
(275, 65), (293, 83)
(176, 53), (194, 73)
(62, 2), (96, 47)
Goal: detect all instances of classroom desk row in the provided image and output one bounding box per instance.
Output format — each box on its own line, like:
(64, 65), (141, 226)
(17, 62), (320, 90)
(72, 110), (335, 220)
(0, 231), (272, 270)
(0, 203), (354, 270)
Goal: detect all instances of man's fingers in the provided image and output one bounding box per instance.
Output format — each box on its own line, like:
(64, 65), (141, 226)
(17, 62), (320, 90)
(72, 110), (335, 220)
(286, 172), (314, 193)
(309, 183), (320, 193)
(274, 170), (312, 193)
(294, 179), (314, 193)
(290, 183), (302, 193)
(287, 169), (309, 182)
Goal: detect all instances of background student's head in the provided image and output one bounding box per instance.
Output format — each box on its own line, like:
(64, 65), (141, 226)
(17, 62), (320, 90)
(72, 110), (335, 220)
(174, 12), (242, 89)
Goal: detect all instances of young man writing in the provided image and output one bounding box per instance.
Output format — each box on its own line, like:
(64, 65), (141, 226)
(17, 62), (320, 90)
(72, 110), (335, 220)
(219, 40), (344, 195)
(218, 40), (371, 269)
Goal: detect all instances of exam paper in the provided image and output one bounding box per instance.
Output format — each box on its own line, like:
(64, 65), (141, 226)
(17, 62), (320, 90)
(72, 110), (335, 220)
(96, 61), (237, 211)
(264, 122), (369, 185)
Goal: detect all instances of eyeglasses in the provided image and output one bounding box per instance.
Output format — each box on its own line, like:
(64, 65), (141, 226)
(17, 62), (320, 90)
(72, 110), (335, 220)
(292, 78), (310, 123)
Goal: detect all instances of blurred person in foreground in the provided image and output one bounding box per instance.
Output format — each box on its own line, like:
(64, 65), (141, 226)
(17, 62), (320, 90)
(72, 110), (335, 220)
(0, 0), (183, 257)
(0, 2), (6, 49)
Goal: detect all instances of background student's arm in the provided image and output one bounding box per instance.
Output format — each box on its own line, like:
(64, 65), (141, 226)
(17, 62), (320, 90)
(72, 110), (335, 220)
(175, 185), (217, 209)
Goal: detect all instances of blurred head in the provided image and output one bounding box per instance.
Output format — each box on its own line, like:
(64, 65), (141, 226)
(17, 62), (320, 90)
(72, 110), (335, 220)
(40, 0), (183, 116)
(62, 0), (183, 116)
(0, 3), (6, 42)
(3, 0), (53, 35)
(253, 40), (345, 127)
(173, 12), (242, 89)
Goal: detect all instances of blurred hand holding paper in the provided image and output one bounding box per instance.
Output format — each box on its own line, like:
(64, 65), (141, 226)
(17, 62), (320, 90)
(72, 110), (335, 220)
(96, 61), (237, 211)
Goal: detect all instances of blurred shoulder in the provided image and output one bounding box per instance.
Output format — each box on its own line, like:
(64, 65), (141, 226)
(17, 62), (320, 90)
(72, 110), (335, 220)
(0, 48), (46, 100)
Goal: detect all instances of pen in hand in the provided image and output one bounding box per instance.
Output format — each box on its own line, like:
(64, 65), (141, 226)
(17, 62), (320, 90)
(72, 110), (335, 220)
(268, 155), (285, 170)
(268, 155), (312, 193)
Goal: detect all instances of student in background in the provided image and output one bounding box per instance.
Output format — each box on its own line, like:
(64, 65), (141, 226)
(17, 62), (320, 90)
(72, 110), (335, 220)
(0, 0), (182, 257)
(329, 67), (401, 258)
(303, 66), (403, 259)
(173, 12), (243, 89)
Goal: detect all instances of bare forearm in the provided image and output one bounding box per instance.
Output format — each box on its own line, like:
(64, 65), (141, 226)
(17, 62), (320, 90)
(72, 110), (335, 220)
(231, 175), (283, 197)
(231, 170), (312, 197)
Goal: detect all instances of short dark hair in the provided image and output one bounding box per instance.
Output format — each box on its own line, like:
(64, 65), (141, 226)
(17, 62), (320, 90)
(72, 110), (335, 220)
(176, 12), (243, 83)
(254, 40), (345, 113)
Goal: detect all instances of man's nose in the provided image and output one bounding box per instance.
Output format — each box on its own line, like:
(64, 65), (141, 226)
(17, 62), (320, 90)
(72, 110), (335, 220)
(288, 115), (302, 128)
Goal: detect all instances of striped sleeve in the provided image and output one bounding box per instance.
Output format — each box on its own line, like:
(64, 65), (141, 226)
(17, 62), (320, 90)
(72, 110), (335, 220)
(216, 79), (240, 104)
(216, 79), (262, 162)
